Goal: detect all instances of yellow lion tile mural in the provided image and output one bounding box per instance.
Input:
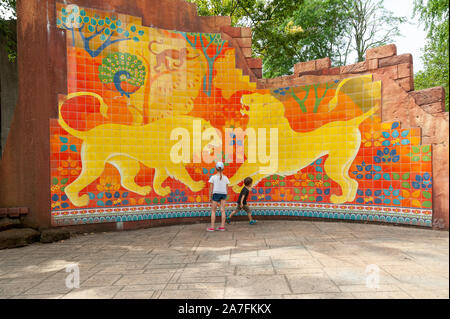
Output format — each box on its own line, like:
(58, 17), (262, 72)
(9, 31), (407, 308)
(50, 4), (433, 226)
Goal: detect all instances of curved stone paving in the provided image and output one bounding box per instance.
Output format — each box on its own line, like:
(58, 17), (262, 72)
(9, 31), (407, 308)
(0, 221), (448, 299)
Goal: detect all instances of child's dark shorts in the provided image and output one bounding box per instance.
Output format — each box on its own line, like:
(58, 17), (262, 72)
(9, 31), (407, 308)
(236, 204), (251, 213)
(212, 193), (227, 202)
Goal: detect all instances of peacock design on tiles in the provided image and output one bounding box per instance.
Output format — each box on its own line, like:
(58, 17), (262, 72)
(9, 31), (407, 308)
(98, 52), (146, 98)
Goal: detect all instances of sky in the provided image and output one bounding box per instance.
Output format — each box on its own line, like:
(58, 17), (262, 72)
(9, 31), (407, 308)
(344, 0), (427, 72)
(0, 0), (428, 72)
(382, 0), (428, 72)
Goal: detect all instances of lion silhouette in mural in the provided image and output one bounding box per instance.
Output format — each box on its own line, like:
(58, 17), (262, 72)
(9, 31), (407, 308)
(229, 75), (381, 204)
(57, 28), (214, 207)
(58, 92), (218, 207)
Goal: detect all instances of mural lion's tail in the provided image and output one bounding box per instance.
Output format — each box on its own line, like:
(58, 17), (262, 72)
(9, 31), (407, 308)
(328, 74), (373, 112)
(347, 103), (380, 127)
(58, 92), (109, 140)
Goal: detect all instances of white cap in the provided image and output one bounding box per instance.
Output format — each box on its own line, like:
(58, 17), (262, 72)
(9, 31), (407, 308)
(216, 161), (224, 170)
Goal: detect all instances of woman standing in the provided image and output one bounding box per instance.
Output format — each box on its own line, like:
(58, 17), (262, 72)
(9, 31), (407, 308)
(207, 162), (229, 231)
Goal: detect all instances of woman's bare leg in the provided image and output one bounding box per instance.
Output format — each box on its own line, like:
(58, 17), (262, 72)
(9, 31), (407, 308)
(220, 200), (226, 228)
(211, 201), (218, 228)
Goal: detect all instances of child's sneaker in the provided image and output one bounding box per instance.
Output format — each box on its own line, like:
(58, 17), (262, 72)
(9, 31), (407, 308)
(206, 227), (215, 232)
(249, 220), (257, 225)
(216, 226), (226, 231)
(226, 217), (231, 224)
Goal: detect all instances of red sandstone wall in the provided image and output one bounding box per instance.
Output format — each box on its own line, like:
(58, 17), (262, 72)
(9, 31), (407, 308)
(258, 45), (449, 229)
(1, 0), (447, 230)
(0, 0), (239, 229)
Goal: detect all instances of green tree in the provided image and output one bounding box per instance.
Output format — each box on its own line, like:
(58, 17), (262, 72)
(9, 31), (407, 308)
(243, 0), (308, 78)
(187, 0), (406, 78)
(263, 0), (353, 77)
(187, 0), (248, 25)
(187, 0), (305, 77)
(0, 0), (16, 62)
(414, 0), (449, 111)
(342, 0), (406, 62)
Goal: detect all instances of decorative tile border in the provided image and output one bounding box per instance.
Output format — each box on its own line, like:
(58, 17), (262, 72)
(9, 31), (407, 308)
(52, 202), (432, 227)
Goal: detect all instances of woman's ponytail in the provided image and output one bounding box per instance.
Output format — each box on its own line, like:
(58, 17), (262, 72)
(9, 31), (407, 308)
(216, 162), (224, 180)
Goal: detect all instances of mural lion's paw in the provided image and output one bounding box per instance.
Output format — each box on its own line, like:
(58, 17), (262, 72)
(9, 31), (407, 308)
(71, 194), (90, 207)
(156, 186), (171, 197)
(138, 186), (152, 196)
(191, 180), (205, 192)
(330, 194), (347, 204)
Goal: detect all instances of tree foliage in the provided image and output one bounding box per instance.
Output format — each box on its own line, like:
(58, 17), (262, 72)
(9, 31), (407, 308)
(187, 0), (305, 77)
(187, 0), (405, 78)
(240, 0), (308, 78)
(414, 0), (449, 111)
(187, 0), (248, 25)
(264, 0), (353, 76)
(0, 0), (16, 62)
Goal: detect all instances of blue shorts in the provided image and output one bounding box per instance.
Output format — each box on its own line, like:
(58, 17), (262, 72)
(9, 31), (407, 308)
(212, 193), (227, 203)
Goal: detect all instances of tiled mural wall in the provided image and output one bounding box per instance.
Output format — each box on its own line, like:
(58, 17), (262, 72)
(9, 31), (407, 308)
(51, 4), (433, 226)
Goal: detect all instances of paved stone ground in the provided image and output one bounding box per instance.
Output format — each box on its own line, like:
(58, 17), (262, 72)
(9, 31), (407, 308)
(0, 220), (448, 299)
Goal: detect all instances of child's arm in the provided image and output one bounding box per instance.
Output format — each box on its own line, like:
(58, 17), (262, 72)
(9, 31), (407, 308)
(240, 195), (245, 207)
(244, 187), (251, 206)
(209, 183), (213, 201)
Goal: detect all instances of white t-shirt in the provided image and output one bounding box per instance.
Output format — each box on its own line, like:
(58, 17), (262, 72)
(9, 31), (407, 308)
(208, 174), (229, 194)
